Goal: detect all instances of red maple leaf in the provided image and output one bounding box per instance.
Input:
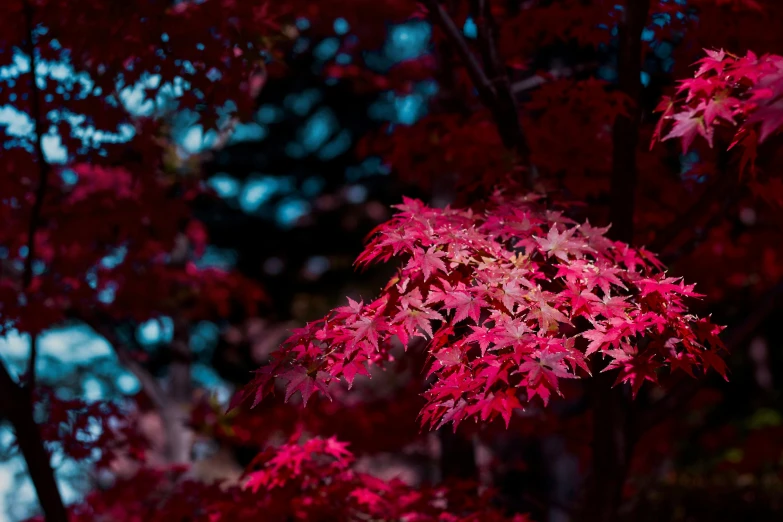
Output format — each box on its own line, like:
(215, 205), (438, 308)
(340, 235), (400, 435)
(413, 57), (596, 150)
(280, 367), (332, 407)
(663, 108), (714, 152)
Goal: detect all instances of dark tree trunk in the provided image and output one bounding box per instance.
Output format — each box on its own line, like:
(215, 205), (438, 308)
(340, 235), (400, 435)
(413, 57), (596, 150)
(608, 0), (650, 244)
(0, 365), (69, 522)
(438, 429), (478, 480)
(587, 1), (651, 521)
(584, 373), (636, 522)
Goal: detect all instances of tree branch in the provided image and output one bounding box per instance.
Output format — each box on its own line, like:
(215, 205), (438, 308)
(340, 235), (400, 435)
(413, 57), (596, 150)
(510, 61), (600, 95)
(425, 0), (535, 183)
(25, 333), (38, 393)
(648, 176), (732, 256)
(165, 318), (193, 464)
(658, 187), (740, 265)
(22, 1), (51, 292)
(0, 4), (71, 521)
(0, 364), (68, 522)
(21, 0), (51, 397)
(424, 0), (498, 110)
(470, 0), (531, 160)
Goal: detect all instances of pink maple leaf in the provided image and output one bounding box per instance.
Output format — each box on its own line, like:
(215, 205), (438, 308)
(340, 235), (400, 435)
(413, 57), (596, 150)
(663, 108), (714, 152)
(441, 286), (487, 324)
(405, 245), (447, 279)
(280, 367), (332, 407)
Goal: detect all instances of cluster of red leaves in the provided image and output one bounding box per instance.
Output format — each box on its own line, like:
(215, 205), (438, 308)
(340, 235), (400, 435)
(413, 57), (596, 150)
(239, 189), (726, 430)
(0, 159), (265, 333)
(44, 434), (529, 522)
(655, 49), (783, 167)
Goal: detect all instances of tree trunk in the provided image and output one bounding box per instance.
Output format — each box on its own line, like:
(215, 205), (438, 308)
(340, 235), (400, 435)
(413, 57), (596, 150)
(12, 404), (69, 522)
(584, 373), (635, 522)
(591, 0), (651, 520)
(438, 428), (478, 480)
(0, 365), (68, 522)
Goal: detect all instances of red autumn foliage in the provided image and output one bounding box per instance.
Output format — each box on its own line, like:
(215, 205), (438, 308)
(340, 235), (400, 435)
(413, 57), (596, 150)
(0, 1), (783, 522)
(240, 192), (726, 431)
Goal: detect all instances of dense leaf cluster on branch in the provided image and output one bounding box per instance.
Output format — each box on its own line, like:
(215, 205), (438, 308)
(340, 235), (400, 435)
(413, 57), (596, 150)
(242, 191), (726, 430)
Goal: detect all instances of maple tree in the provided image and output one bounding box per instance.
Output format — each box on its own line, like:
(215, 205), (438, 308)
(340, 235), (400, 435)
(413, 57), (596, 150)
(1, 0), (783, 521)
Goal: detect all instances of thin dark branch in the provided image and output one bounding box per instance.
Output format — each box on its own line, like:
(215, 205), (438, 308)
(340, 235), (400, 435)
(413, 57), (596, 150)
(648, 148), (736, 262)
(471, 0), (533, 167)
(22, 2), (51, 291)
(424, 0), (498, 109)
(510, 61), (601, 95)
(648, 176), (731, 255)
(25, 333), (38, 393)
(426, 0), (535, 185)
(471, 0), (502, 77)
(641, 144), (743, 267)
(21, 0), (51, 397)
(428, 2), (472, 116)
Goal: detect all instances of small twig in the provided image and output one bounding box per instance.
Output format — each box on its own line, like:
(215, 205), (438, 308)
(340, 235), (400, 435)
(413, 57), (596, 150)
(509, 62), (601, 95)
(22, 1), (51, 292)
(471, 0), (533, 167)
(21, 0), (51, 398)
(25, 333), (38, 393)
(426, 0), (536, 186)
(423, 0), (498, 110)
